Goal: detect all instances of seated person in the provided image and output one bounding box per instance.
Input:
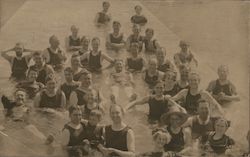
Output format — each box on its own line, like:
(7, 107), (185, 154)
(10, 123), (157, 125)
(125, 43), (146, 73)
(80, 37), (114, 73)
(29, 51), (54, 84)
(109, 60), (137, 104)
(106, 21), (125, 52)
(60, 67), (79, 108)
(1, 43), (35, 82)
(43, 35), (67, 72)
(143, 28), (160, 57)
(16, 68), (44, 99)
(142, 58), (164, 90)
(65, 25), (81, 52)
(34, 75), (66, 110)
(206, 65), (240, 104)
(126, 24), (144, 52)
(174, 40), (197, 70)
(95, 1), (111, 27)
(156, 47), (174, 73)
(200, 118), (235, 156)
(130, 5), (148, 26)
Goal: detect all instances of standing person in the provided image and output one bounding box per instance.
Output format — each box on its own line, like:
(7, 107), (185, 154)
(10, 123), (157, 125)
(172, 72), (224, 116)
(80, 37), (114, 73)
(95, 1), (112, 27)
(143, 28), (160, 60)
(156, 47), (174, 73)
(16, 68), (44, 99)
(126, 24), (144, 52)
(174, 40), (198, 70)
(43, 35), (67, 72)
(60, 67), (79, 108)
(65, 25), (81, 52)
(106, 21), (125, 52)
(206, 65), (240, 104)
(34, 76), (66, 110)
(160, 106), (192, 155)
(142, 58), (164, 90)
(1, 43), (35, 81)
(125, 43), (146, 73)
(130, 5), (148, 26)
(29, 52), (54, 84)
(98, 105), (135, 157)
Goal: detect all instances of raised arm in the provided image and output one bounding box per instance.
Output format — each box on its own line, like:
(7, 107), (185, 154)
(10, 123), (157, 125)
(102, 53), (114, 63)
(1, 48), (14, 63)
(125, 96), (149, 111)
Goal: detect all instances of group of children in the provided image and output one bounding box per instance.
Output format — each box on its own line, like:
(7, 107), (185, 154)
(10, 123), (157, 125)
(0, 1), (247, 157)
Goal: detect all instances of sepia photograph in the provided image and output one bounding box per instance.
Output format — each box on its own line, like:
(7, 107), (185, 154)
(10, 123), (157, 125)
(0, 0), (249, 156)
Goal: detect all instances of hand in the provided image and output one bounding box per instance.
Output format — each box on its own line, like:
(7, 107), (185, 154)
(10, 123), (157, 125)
(218, 92), (226, 100)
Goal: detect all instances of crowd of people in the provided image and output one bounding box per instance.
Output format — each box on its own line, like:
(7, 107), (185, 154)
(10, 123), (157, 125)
(0, 1), (247, 157)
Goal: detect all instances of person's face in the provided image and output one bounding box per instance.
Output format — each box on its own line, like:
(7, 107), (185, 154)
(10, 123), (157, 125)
(154, 83), (164, 95)
(103, 3), (110, 11)
(180, 44), (189, 52)
(89, 114), (100, 126)
(217, 68), (228, 80)
(70, 110), (82, 124)
(87, 92), (96, 104)
(189, 75), (200, 89)
(155, 135), (167, 148)
(91, 40), (100, 51)
(165, 72), (175, 85)
(198, 103), (210, 119)
(82, 39), (90, 49)
(115, 62), (123, 73)
(145, 30), (154, 39)
(50, 37), (60, 48)
(110, 106), (123, 124)
(80, 74), (92, 87)
(46, 80), (56, 91)
(156, 52), (165, 64)
(180, 70), (189, 81)
(135, 6), (142, 14)
(170, 115), (182, 128)
(215, 121), (227, 135)
(148, 60), (157, 71)
(15, 45), (24, 57)
(113, 23), (120, 32)
(28, 71), (38, 82)
(71, 57), (81, 68)
(15, 91), (26, 103)
(64, 71), (73, 82)
(33, 55), (44, 66)
(71, 27), (79, 36)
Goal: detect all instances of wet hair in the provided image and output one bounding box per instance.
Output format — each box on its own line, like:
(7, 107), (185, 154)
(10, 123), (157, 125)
(145, 28), (154, 35)
(188, 72), (201, 81)
(70, 25), (78, 31)
(134, 5), (142, 10)
(89, 109), (103, 120)
(92, 37), (101, 44)
(45, 74), (57, 84)
(103, 1), (110, 6)
(109, 104), (125, 115)
(179, 40), (189, 47)
(15, 42), (24, 49)
(64, 67), (74, 74)
(215, 118), (231, 128)
(113, 21), (121, 26)
(80, 36), (90, 43)
(49, 35), (57, 44)
(68, 105), (82, 115)
(217, 65), (229, 73)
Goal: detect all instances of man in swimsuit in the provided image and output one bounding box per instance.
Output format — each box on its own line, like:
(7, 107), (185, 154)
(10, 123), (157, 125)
(65, 25), (81, 52)
(95, 1), (112, 27)
(131, 5), (148, 26)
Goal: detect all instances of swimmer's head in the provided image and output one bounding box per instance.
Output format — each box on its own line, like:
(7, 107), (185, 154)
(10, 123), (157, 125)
(113, 21), (121, 32)
(109, 104), (125, 124)
(165, 69), (177, 84)
(145, 28), (154, 39)
(114, 59), (124, 73)
(197, 99), (210, 119)
(49, 35), (60, 48)
(33, 51), (45, 66)
(156, 47), (166, 64)
(148, 58), (158, 71)
(89, 109), (103, 126)
(91, 37), (101, 51)
(154, 81), (165, 95)
(214, 118), (231, 135)
(134, 5), (142, 15)
(14, 43), (24, 57)
(188, 72), (200, 89)
(71, 54), (81, 68)
(14, 88), (27, 104)
(68, 105), (82, 124)
(153, 131), (171, 148)
(86, 89), (98, 105)
(79, 71), (92, 87)
(80, 36), (90, 48)
(27, 68), (38, 82)
(217, 65), (229, 80)
(70, 25), (79, 36)
(64, 67), (74, 82)
(179, 40), (189, 52)
(132, 24), (141, 34)
(45, 75), (57, 91)
(102, 1), (110, 11)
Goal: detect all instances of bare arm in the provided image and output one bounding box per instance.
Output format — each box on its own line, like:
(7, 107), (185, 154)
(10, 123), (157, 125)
(102, 53), (114, 63)
(1, 48), (14, 63)
(125, 96), (149, 111)
(172, 89), (188, 102)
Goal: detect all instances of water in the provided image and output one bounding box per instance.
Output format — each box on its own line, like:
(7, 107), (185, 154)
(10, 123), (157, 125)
(0, 0), (249, 156)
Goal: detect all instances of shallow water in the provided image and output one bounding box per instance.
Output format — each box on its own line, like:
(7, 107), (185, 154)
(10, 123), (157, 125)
(0, 0), (249, 156)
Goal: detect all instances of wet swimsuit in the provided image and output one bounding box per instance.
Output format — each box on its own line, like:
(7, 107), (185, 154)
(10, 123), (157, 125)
(128, 34), (144, 52)
(97, 12), (110, 24)
(60, 83), (79, 101)
(144, 70), (159, 89)
(131, 15), (148, 25)
(39, 91), (62, 109)
(87, 51), (102, 72)
(164, 126), (185, 152)
(127, 57), (143, 72)
(184, 88), (201, 115)
(212, 79), (233, 96)
(109, 33), (123, 44)
(11, 57), (28, 81)
(82, 122), (104, 148)
(148, 96), (169, 122)
(143, 39), (157, 54)
(105, 125), (130, 157)
(47, 48), (65, 71)
(69, 36), (81, 47)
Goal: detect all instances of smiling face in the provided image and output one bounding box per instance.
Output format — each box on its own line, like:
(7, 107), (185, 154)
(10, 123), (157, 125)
(110, 105), (124, 124)
(215, 119), (228, 135)
(154, 82), (164, 95)
(169, 114), (182, 128)
(46, 79), (57, 92)
(80, 73), (92, 88)
(28, 70), (38, 82)
(188, 73), (200, 89)
(217, 65), (229, 81)
(71, 56), (81, 68)
(197, 101), (210, 120)
(91, 38), (100, 51)
(14, 43), (24, 57)
(113, 22), (121, 33)
(33, 54), (44, 66)
(154, 133), (169, 149)
(114, 61), (123, 73)
(70, 109), (82, 125)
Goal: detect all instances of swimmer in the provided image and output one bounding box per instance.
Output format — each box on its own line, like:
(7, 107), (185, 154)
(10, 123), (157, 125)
(43, 35), (67, 72)
(95, 1), (112, 27)
(130, 5), (148, 26)
(16, 68), (44, 99)
(65, 25), (81, 52)
(174, 40), (198, 70)
(125, 43), (146, 73)
(143, 28), (160, 58)
(60, 67), (79, 108)
(29, 51), (54, 84)
(109, 60), (137, 104)
(77, 36), (90, 66)
(172, 72), (224, 116)
(70, 54), (88, 81)
(142, 58), (164, 90)
(80, 37), (114, 73)
(34, 75), (66, 110)
(106, 21), (125, 52)
(1, 43), (36, 81)
(163, 69), (179, 97)
(156, 47), (174, 73)
(206, 65), (240, 104)
(175, 65), (190, 91)
(126, 24), (144, 52)
(98, 105), (135, 157)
